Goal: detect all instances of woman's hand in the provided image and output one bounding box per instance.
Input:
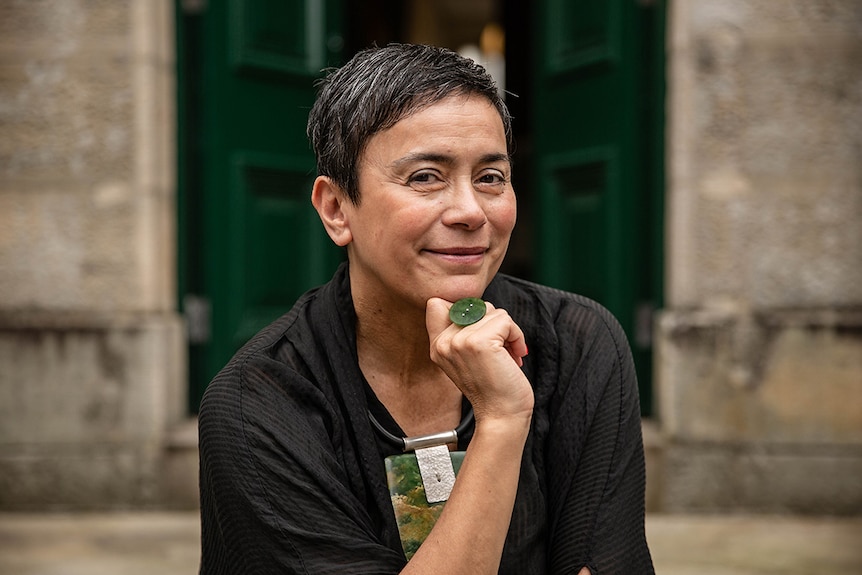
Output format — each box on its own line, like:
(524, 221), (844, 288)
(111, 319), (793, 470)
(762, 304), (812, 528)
(403, 298), (534, 575)
(425, 297), (534, 424)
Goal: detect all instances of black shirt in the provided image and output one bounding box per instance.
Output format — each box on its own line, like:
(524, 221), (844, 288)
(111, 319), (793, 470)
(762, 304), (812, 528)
(199, 263), (654, 574)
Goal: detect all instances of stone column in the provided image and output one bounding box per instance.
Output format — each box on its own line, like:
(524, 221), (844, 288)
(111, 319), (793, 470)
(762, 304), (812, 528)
(658, 0), (862, 513)
(0, 0), (184, 509)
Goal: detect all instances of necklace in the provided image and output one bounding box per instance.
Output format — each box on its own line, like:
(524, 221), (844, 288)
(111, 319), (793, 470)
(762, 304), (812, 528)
(368, 406), (475, 452)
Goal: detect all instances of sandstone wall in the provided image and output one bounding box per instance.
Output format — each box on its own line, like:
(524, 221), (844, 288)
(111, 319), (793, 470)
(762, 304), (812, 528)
(659, 0), (862, 513)
(0, 0), (184, 509)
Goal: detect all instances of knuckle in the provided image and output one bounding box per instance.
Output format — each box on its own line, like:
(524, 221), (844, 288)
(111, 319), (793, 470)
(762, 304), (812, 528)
(431, 335), (452, 359)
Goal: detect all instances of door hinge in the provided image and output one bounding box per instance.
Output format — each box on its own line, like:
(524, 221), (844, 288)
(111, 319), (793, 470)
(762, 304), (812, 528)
(182, 0), (206, 15)
(184, 294), (211, 345)
(635, 301), (655, 349)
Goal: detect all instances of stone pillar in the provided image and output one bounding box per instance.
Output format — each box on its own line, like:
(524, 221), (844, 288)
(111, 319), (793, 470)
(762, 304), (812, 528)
(659, 0), (862, 513)
(0, 0), (184, 509)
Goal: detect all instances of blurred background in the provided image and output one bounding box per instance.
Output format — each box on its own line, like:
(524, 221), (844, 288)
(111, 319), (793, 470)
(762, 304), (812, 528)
(0, 0), (860, 571)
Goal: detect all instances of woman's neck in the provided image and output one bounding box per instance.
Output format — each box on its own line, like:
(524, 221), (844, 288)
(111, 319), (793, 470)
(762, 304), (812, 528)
(352, 291), (463, 437)
(352, 287), (431, 373)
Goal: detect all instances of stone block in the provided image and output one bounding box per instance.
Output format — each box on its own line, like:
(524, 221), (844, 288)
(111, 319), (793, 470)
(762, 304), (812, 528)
(0, 1), (133, 184)
(0, 188), (142, 311)
(0, 0), (176, 313)
(643, 419), (665, 513)
(160, 419), (200, 510)
(667, 0), (862, 308)
(657, 308), (862, 445)
(0, 442), (161, 510)
(0, 312), (185, 509)
(661, 442), (862, 515)
(0, 313), (185, 445)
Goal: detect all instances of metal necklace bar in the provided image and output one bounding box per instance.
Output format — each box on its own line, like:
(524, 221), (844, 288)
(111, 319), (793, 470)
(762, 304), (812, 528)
(369, 409), (471, 504)
(367, 406), (475, 452)
(402, 429), (458, 452)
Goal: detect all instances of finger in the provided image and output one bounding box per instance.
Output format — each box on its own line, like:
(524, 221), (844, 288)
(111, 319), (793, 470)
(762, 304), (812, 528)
(425, 297), (454, 342)
(505, 327), (528, 367)
(443, 305), (526, 369)
(479, 307), (528, 367)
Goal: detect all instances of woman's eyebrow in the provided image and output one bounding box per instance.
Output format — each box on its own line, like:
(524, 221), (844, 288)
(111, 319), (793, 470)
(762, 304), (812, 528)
(390, 151), (510, 169)
(390, 152), (454, 169)
(480, 153), (512, 165)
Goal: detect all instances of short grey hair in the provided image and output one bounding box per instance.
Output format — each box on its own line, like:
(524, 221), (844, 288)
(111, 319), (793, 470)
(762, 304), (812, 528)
(307, 43), (513, 205)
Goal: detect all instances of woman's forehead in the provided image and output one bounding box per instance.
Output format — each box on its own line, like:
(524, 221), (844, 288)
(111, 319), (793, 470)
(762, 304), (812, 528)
(367, 95), (506, 150)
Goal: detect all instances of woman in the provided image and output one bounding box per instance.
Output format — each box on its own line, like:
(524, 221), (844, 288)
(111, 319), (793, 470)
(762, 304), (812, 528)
(199, 43), (654, 574)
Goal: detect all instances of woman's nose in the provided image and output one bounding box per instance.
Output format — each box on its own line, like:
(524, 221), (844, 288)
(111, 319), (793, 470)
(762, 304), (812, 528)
(441, 178), (487, 230)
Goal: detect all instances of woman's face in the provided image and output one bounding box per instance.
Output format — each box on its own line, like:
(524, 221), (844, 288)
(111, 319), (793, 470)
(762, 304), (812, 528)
(341, 94), (516, 312)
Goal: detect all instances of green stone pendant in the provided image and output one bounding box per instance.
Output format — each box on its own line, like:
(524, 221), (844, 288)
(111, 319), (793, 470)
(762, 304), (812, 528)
(385, 451), (466, 560)
(449, 297), (486, 326)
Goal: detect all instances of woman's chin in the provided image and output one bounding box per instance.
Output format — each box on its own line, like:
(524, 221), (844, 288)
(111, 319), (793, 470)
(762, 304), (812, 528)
(431, 279), (492, 303)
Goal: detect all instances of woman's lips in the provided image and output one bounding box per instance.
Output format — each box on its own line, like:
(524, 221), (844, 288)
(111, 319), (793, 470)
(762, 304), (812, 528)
(424, 247), (487, 264)
(429, 247), (487, 256)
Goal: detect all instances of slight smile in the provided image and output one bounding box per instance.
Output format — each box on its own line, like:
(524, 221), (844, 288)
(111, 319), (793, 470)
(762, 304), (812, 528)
(423, 247), (488, 265)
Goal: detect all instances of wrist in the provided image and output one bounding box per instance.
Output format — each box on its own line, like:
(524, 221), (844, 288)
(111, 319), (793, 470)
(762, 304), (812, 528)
(472, 410), (532, 444)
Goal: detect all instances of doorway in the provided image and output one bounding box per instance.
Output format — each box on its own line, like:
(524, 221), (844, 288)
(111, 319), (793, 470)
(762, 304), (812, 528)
(176, 0), (664, 414)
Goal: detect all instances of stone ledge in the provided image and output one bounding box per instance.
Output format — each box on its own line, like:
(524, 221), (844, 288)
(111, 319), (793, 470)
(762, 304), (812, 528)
(161, 418), (200, 510)
(0, 443), (163, 511)
(660, 441), (862, 515)
(0, 310), (182, 331)
(659, 306), (862, 331)
(656, 307), (862, 444)
(0, 419), (201, 511)
(643, 418), (665, 513)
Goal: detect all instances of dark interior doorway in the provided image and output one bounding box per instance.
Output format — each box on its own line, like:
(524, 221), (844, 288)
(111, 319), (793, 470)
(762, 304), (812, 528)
(176, 1), (663, 415)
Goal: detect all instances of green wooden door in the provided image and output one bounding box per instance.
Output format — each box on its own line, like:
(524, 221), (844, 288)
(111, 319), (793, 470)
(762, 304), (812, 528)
(179, 0), (344, 410)
(532, 0), (665, 414)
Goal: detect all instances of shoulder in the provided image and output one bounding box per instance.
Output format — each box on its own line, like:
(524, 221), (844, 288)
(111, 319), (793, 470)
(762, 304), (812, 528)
(200, 262), (357, 435)
(199, 282), (332, 426)
(222, 287), (321, 376)
(489, 274), (636, 414)
(220, 262), (351, 380)
(489, 274), (628, 352)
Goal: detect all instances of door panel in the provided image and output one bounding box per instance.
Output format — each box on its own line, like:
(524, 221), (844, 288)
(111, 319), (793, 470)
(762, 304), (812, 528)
(540, 146), (619, 306)
(546, 0), (620, 72)
(181, 0), (343, 410)
(533, 0), (664, 413)
(228, 151), (334, 350)
(230, 0), (326, 76)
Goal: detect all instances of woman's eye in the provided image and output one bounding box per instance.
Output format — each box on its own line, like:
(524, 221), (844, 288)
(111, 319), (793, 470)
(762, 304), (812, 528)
(476, 171), (508, 188)
(408, 171), (444, 187)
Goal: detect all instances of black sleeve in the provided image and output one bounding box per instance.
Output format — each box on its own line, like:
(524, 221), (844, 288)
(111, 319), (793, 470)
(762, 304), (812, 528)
(546, 302), (655, 575)
(198, 354), (406, 575)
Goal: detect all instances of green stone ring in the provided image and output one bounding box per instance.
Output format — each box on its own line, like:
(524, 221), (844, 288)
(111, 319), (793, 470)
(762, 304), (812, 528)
(449, 297), (487, 326)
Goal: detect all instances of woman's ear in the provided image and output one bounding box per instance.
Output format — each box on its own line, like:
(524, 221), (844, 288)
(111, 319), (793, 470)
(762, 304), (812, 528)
(311, 176), (353, 247)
